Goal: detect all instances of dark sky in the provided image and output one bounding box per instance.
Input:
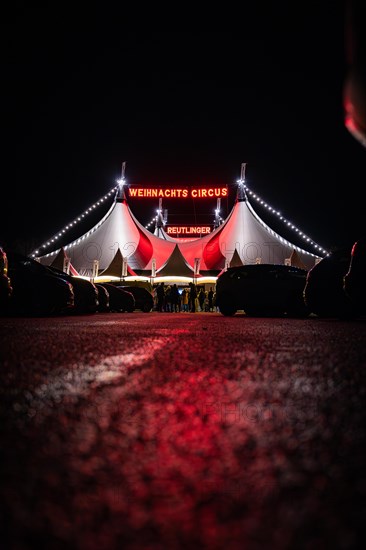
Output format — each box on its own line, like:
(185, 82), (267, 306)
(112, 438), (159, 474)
(2, 3), (366, 255)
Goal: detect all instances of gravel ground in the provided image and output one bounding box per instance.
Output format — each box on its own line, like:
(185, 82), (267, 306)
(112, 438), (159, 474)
(1, 312), (366, 549)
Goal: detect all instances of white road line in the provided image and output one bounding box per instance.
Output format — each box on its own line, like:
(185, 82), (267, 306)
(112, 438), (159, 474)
(16, 337), (174, 420)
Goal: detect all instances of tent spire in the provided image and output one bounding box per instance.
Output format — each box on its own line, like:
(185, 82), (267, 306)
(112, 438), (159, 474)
(213, 198), (222, 229)
(116, 161), (127, 202)
(237, 162), (248, 202)
(240, 162), (247, 181)
(154, 198), (165, 234)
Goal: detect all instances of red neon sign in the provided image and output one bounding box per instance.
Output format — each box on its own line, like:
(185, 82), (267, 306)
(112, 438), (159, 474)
(128, 187), (228, 198)
(166, 226), (212, 235)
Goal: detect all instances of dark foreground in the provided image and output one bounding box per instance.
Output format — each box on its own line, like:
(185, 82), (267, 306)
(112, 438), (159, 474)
(1, 312), (366, 550)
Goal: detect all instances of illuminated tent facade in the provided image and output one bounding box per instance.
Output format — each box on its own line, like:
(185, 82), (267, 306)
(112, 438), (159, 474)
(39, 188), (175, 276)
(37, 180), (322, 278)
(146, 183), (319, 271)
(189, 185), (319, 271)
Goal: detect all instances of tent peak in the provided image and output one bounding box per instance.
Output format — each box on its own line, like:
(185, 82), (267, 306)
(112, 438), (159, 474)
(116, 161), (127, 202)
(236, 163), (248, 202)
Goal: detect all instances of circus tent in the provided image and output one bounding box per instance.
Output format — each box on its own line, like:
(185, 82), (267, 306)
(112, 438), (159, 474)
(190, 184), (319, 271)
(138, 182), (320, 272)
(38, 186), (175, 276)
(36, 168), (324, 279)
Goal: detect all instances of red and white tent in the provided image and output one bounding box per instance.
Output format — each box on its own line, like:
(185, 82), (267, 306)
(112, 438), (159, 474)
(37, 178), (322, 278)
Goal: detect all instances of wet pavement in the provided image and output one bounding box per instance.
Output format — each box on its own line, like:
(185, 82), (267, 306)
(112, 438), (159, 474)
(1, 312), (366, 549)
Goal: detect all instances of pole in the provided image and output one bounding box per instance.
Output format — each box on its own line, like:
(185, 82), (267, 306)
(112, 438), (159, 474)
(240, 162), (247, 182)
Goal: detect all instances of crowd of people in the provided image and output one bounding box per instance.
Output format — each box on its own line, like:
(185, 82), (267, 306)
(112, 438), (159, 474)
(153, 282), (218, 312)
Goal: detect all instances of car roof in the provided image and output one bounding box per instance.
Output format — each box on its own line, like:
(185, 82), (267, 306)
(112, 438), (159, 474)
(223, 264), (307, 274)
(119, 285), (151, 293)
(98, 284), (134, 301)
(228, 263), (304, 269)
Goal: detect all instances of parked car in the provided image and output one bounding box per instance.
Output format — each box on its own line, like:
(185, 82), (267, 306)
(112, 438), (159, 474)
(216, 264), (309, 317)
(95, 283), (110, 312)
(303, 245), (357, 318)
(118, 285), (154, 312)
(0, 246), (13, 313)
(5, 250), (74, 316)
(48, 266), (99, 314)
(97, 283), (135, 312)
(343, 236), (366, 314)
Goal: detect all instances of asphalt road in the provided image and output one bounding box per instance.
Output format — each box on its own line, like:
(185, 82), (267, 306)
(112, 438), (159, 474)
(1, 312), (366, 550)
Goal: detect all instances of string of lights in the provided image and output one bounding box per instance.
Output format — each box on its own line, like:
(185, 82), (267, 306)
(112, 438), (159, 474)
(239, 180), (328, 255)
(31, 186), (118, 257)
(145, 211), (161, 230)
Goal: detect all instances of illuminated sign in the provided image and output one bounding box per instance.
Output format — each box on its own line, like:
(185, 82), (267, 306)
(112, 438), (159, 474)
(128, 187), (228, 198)
(166, 226), (212, 236)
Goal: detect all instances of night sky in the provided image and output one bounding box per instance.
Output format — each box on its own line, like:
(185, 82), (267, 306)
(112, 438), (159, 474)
(2, 3), (366, 256)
